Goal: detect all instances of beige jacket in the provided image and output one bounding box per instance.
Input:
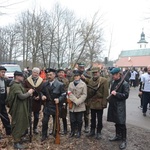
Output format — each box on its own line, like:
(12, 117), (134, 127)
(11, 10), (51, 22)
(68, 80), (87, 112)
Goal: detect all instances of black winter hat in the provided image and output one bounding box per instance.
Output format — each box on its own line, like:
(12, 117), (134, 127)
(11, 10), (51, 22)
(73, 70), (82, 76)
(14, 71), (23, 76)
(45, 68), (56, 74)
(0, 66), (7, 71)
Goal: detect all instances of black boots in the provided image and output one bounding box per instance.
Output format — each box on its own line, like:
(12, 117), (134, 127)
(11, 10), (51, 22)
(119, 129), (127, 149)
(119, 140), (127, 149)
(109, 134), (122, 141)
(69, 123), (75, 138)
(62, 118), (67, 135)
(33, 129), (39, 134)
(69, 123), (82, 138)
(14, 142), (25, 149)
(84, 126), (89, 133)
(76, 131), (81, 138)
(75, 123), (82, 138)
(86, 129), (95, 137)
(109, 125), (127, 150)
(33, 117), (39, 134)
(109, 125), (121, 141)
(95, 133), (102, 140)
(41, 135), (48, 142)
(69, 131), (75, 138)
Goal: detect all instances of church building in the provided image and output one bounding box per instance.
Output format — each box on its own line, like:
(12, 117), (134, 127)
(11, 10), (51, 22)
(115, 29), (150, 67)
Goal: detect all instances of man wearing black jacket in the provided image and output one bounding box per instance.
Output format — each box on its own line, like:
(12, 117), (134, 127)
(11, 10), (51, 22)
(107, 68), (130, 150)
(41, 68), (66, 142)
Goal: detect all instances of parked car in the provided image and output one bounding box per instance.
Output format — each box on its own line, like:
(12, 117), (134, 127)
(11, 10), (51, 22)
(0, 63), (22, 85)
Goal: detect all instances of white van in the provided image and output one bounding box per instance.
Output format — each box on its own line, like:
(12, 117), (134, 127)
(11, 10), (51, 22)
(1, 63), (22, 85)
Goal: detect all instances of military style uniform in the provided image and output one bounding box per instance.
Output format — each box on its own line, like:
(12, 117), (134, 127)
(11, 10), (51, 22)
(41, 77), (66, 141)
(7, 71), (33, 149)
(87, 67), (109, 139)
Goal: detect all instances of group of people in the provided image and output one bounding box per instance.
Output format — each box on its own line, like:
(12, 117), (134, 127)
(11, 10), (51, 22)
(0, 63), (130, 150)
(138, 65), (150, 116)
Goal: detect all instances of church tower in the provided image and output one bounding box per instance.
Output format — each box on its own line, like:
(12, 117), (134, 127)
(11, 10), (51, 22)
(137, 29), (148, 48)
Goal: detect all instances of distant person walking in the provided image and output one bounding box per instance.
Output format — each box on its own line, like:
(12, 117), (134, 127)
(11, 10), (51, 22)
(130, 69), (137, 87)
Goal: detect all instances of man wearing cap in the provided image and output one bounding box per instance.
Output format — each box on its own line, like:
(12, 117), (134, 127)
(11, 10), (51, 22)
(41, 68), (66, 142)
(7, 71), (34, 149)
(57, 69), (69, 134)
(86, 67), (109, 139)
(24, 67), (43, 134)
(107, 68), (129, 150)
(76, 62), (91, 133)
(0, 66), (11, 138)
(67, 70), (87, 138)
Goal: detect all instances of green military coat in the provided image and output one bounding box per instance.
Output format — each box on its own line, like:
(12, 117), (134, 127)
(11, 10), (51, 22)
(7, 81), (30, 141)
(87, 76), (109, 110)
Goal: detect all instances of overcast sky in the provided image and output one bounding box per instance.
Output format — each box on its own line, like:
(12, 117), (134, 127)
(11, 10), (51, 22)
(0, 0), (150, 60)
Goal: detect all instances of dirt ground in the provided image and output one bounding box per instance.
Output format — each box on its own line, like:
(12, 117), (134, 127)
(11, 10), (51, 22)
(0, 115), (150, 150)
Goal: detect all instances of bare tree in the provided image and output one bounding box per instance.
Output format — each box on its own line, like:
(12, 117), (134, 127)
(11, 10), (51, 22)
(0, 3), (107, 69)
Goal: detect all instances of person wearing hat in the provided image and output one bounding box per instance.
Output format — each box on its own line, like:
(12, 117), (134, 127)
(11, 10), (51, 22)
(107, 67), (129, 150)
(24, 67), (44, 134)
(41, 68), (66, 142)
(57, 69), (69, 135)
(76, 62), (91, 133)
(0, 66), (11, 139)
(86, 67), (109, 139)
(69, 62), (91, 133)
(7, 71), (34, 149)
(67, 70), (87, 138)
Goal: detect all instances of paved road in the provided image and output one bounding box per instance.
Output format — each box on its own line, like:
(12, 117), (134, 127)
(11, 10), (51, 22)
(104, 87), (150, 130)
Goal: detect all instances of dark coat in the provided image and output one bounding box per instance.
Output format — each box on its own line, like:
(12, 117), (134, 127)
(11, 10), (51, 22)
(57, 77), (69, 118)
(123, 70), (131, 83)
(41, 79), (66, 115)
(107, 78), (129, 124)
(24, 76), (43, 112)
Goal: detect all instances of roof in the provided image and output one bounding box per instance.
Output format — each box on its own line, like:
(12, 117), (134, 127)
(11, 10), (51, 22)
(137, 40), (148, 44)
(119, 48), (150, 57)
(115, 56), (150, 67)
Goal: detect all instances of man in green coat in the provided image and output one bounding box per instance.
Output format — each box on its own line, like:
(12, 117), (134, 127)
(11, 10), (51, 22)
(7, 71), (34, 149)
(86, 67), (109, 139)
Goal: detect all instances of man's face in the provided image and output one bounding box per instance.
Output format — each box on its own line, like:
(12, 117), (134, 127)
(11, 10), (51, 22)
(15, 75), (24, 82)
(57, 71), (65, 78)
(92, 71), (100, 78)
(74, 75), (81, 81)
(32, 71), (39, 78)
(147, 67), (150, 74)
(0, 70), (6, 78)
(78, 66), (84, 72)
(112, 73), (120, 80)
(47, 72), (55, 81)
